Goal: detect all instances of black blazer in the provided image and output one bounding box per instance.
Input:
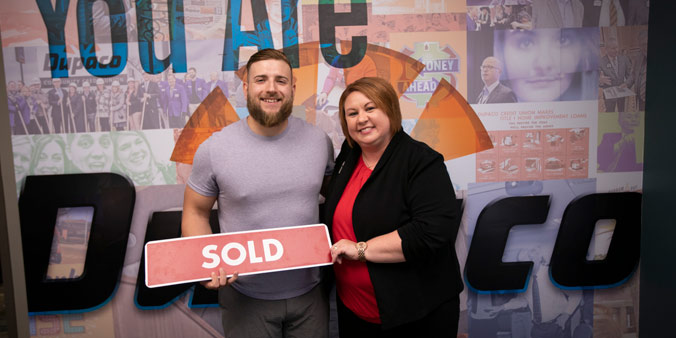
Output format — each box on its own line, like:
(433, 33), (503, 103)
(323, 130), (464, 329)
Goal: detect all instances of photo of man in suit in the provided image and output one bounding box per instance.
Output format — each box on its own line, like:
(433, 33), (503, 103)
(600, 38), (633, 112)
(475, 56), (517, 104)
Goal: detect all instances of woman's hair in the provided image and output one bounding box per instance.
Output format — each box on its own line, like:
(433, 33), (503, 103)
(29, 134), (67, 175)
(338, 77), (402, 147)
(493, 27), (600, 102)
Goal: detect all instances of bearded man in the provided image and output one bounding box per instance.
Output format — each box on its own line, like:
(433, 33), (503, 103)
(181, 49), (334, 337)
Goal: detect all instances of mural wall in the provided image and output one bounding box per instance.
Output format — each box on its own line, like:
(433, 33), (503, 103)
(1, 0), (648, 336)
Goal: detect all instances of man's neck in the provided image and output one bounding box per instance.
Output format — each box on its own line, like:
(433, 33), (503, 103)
(247, 116), (288, 137)
(484, 79), (498, 90)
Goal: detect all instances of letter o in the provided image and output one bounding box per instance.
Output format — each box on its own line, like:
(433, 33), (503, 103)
(85, 57), (97, 70)
(221, 243), (246, 266)
(110, 55), (121, 68)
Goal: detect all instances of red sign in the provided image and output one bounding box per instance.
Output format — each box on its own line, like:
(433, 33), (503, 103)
(145, 224), (333, 288)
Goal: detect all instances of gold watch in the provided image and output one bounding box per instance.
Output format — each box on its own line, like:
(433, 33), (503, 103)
(356, 242), (368, 262)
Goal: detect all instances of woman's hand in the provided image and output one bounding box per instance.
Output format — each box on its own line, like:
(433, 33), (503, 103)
(200, 268), (239, 290)
(331, 239), (359, 264)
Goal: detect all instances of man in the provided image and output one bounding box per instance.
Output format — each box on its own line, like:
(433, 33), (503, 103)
(8, 83), (29, 134)
(475, 57), (517, 104)
(161, 74), (188, 128)
(184, 67), (207, 114)
(532, 0), (584, 28)
(29, 78), (50, 134)
(182, 49), (334, 337)
(206, 71), (228, 97)
(47, 78), (68, 133)
(95, 78), (111, 131)
(600, 38), (633, 112)
(65, 82), (84, 132)
(467, 7), (479, 31)
(82, 81), (97, 132)
(582, 0), (628, 26)
(110, 80), (127, 130)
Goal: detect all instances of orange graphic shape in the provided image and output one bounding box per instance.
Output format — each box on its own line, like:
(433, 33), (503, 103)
(411, 79), (493, 161)
(170, 87), (240, 164)
(339, 41), (426, 97)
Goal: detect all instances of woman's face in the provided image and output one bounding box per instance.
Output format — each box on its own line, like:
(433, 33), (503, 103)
(35, 141), (65, 175)
(13, 140), (32, 182)
(344, 91), (392, 153)
(503, 29), (582, 102)
(70, 134), (114, 172)
(116, 134), (151, 174)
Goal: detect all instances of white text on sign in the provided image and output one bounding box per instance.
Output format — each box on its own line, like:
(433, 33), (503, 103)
(201, 239), (284, 268)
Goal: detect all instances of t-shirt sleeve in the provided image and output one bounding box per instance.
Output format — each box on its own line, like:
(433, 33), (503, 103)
(187, 138), (219, 197)
(324, 133), (335, 176)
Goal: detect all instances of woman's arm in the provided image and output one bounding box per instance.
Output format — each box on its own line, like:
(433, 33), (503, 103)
(331, 230), (405, 264)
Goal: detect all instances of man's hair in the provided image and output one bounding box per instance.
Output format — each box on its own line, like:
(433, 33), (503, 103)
(245, 49), (293, 79)
(338, 77), (402, 147)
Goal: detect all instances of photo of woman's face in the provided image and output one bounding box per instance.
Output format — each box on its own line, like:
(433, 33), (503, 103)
(35, 140), (65, 175)
(502, 29), (583, 102)
(116, 134), (151, 174)
(70, 133), (114, 172)
(13, 139), (32, 182)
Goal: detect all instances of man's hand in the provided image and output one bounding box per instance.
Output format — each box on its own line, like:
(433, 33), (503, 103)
(201, 268), (239, 290)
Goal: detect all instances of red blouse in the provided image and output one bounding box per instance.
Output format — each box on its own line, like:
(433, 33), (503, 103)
(332, 157), (380, 323)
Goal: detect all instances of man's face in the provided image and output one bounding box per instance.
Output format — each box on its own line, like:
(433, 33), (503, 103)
(481, 58), (501, 86)
(481, 57), (500, 86)
(607, 44), (618, 58)
(187, 69), (196, 80)
(8, 81), (16, 92)
(53, 80), (61, 89)
(210, 73), (218, 81)
(243, 59), (295, 127)
(112, 85), (120, 93)
(168, 76), (176, 87)
(20, 87), (30, 97)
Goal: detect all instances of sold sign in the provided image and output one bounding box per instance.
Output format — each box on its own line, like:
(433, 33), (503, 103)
(145, 224), (333, 288)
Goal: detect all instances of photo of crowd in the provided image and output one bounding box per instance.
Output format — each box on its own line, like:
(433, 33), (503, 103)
(6, 66), (233, 135)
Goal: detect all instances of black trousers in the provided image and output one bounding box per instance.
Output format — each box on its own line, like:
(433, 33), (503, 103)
(337, 295), (459, 338)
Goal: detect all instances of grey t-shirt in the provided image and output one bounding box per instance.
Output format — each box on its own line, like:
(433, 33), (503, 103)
(188, 116), (334, 300)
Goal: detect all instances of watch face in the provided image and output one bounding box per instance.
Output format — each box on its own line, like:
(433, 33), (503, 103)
(357, 242), (367, 250)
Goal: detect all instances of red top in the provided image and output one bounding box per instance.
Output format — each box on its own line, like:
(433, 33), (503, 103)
(332, 157), (381, 323)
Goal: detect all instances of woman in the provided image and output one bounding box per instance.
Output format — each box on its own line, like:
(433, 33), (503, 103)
(30, 135), (67, 176)
(494, 27), (599, 103)
(112, 131), (175, 186)
(323, 77), (463, 337)
(66, 132), (115, 173)
(126, 79), (143, 130)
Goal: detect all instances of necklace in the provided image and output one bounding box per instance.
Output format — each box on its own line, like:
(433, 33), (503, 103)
(362, 154), (377, 170)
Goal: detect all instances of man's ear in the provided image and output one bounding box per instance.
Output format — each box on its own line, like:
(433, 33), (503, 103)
(242, 80), (248, 99)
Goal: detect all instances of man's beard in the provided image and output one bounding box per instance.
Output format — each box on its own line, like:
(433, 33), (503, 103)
(247, 94), (294, 128)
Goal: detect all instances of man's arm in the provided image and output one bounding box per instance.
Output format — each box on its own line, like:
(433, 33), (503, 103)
(181, 185), (238, 288)
(181, 185), (217, 237)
